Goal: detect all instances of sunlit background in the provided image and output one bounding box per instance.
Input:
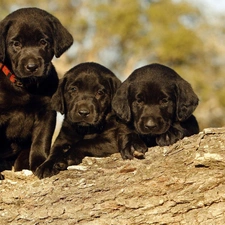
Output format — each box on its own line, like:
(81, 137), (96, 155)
(1, 0), (225, 131)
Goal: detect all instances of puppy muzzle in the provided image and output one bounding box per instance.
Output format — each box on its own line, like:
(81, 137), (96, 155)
(136, 116), (170, 135)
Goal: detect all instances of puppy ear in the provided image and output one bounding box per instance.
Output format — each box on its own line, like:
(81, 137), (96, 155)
(0, 19), (11, 62)
(108, 76), (121, 100)
(48, 16), (73, 58)
(175, 79), (199, 121)
(51, 78), (66, 114)
(112, 82), (131, 122)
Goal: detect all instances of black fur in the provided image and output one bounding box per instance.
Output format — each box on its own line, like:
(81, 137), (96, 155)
(35, 62), (147, 179)
(0, 7), (73, 179)
(112, 63), (199, 147)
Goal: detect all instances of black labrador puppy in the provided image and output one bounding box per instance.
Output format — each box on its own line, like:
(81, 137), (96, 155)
(35, 62), (147, 179)
(0, 8), (73, 179)
(112, 63), (199, 147)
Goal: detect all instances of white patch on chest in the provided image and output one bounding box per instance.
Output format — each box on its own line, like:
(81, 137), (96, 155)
(51, 112), (65, 146)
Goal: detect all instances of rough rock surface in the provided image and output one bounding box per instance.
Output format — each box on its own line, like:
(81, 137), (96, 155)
(1, 127), (225, 225)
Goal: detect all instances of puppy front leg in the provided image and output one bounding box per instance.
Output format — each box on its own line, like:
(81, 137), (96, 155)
(118, 125), (148, 160)
(29, 110), (56, 172)
(34, 143), (70, 179)
(35, 125), (82, 179)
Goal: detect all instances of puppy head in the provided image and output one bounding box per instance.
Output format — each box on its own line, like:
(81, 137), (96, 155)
(51, 62), (121, 127)
(112, 63), (198, 135)
(0, 7), (73, 78)
(130, 82), (176, 135)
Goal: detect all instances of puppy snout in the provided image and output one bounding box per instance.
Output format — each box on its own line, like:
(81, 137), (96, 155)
(145, 118), (157, 129)
(78, 108), (90, 117)
(25, 59), (39, 72)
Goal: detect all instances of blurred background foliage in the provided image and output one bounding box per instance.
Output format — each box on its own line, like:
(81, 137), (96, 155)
(1, 0), (225, 130)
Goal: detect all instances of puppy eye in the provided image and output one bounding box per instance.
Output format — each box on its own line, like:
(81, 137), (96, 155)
(40, 39), (48, 46)
(160, 98), (169, 106)
(70, 86), (77, 92)
(97, 89), (105, 96)
(136, 93), (144, 104)
(13, 41), (22, 49)
(136, 98), (143, 103)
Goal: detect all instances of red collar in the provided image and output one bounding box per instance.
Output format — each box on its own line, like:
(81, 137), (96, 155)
(0, 62), (16, 83)
(0, 62), (23, 87)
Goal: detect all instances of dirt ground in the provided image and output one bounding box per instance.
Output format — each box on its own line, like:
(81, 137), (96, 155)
(1, 127), (225, 225)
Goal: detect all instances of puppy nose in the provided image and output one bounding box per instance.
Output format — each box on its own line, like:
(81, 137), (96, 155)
(26, 63), (38, 72)
(145, 119), (157, 129)
(78, 109), (90, 117)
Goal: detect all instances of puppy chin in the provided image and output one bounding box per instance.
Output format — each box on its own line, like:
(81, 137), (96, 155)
(76, 121), (93, 127)
(14, 69), (44, 79)
(77, 118), (102, 127)
(68, 116), (99, 127)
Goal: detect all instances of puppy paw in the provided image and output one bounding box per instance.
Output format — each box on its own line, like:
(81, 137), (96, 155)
(35, 160), (60, 179)
(120, 139), (147, 160)
(156, 128), (184, 146)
